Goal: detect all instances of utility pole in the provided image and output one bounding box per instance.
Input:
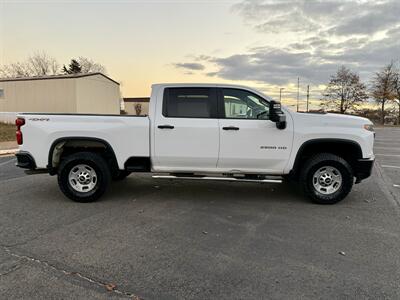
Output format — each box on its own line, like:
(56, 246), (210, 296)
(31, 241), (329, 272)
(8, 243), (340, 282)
(279, 88), (284, 102)
(306, 85), (310, 112)
(297, 77), (300, 112)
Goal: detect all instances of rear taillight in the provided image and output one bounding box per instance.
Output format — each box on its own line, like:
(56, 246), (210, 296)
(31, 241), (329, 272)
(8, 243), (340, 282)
(15, 118), (25, 145)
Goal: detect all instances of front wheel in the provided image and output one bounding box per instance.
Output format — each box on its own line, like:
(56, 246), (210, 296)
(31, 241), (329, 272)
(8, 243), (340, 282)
(58, 152), (111, 202)
(300, 153), (353, 204)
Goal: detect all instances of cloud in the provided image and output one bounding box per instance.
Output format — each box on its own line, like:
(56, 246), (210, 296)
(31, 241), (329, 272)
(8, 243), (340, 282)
(174, 0), (400, 89)
(205, 48), (336, 85)
(329, 1), (400, 36)
(173, 62), (205, 71)
(254, 12), (319, 34)
(204, 29), (399, 86)
(234, 0), (400, 37)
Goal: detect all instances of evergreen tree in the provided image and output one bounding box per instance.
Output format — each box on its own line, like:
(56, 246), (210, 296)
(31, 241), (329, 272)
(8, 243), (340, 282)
(63, 59), (82, 74)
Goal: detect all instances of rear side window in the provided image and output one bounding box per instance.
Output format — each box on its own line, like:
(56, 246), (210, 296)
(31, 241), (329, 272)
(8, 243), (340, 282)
(163, 88), (216, 118)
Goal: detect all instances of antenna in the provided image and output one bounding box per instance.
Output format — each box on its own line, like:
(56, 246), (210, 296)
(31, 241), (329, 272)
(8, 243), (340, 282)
(297, 77), (300, 112)
(279, 87), (284, 102)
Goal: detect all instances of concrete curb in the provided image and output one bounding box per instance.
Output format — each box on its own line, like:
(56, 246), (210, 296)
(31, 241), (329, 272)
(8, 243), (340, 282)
(0, 149), (18, 156)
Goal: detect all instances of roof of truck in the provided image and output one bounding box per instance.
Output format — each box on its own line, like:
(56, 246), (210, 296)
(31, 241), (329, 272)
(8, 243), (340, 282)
(152, 83), (253, 88)
(151, 83), (274, 100)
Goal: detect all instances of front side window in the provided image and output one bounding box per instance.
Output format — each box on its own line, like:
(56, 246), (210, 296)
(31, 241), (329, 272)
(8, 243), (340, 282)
(163, 88), (215, 118)
(222, 88), (269, 119)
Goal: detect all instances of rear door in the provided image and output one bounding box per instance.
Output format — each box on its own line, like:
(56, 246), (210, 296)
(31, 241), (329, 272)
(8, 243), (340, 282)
(153, 87), (219, 172)
(217, 88), (292, 174)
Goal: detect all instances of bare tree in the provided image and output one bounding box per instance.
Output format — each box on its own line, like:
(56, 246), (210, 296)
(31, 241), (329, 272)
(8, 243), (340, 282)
(0, 52), (106, 78)
(321, 66), (368, 114)
(77, 57), (107, 74)
(0, 62), (31, 78)
(27, 51), (59, 76)
(0, 51), (59, 78)
(135, 103), (142, 115)
(371, 62), (397, 124)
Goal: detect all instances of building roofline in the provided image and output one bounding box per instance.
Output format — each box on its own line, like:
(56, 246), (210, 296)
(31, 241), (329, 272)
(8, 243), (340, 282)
(123, 97), (150, 103)
(0, 72), (120, 85)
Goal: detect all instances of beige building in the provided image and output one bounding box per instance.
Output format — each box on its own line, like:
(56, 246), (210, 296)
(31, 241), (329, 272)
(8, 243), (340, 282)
(0, 73), (121, 115)
(123, 97), (150, 115)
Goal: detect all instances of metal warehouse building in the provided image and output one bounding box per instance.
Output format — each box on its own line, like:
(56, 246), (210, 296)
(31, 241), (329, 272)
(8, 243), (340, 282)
(0, 73), (121, 119)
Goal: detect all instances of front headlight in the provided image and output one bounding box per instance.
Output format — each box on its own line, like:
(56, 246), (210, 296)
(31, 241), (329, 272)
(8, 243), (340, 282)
(363, 124), (374, 132)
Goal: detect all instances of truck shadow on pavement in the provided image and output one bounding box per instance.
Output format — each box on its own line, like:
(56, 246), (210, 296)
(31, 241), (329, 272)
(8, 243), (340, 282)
(105, 175), (310, 205)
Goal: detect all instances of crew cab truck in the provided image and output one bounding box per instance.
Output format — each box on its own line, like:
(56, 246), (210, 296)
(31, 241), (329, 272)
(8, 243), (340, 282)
(15, 84), (375, 204)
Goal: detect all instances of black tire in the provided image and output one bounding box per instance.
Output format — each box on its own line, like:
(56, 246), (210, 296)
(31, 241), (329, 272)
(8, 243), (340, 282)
(58, 152), (111, 203)
(300, 153), (353, 204)
(112, 170), (131, 181)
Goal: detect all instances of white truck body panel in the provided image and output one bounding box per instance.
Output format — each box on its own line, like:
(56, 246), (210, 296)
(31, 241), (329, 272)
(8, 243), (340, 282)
(149, 83), (373, 174)
(217, 117), (294, 173)
(18, 114), (149, 169)
(17, 83), (374, 176)
(153, 117), (220, 172)
(151, 84), (220, 172)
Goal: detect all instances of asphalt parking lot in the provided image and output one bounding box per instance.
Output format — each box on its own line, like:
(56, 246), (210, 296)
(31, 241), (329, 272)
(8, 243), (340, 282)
(0, 128), (399, 299)
(374, 127), (400, 200)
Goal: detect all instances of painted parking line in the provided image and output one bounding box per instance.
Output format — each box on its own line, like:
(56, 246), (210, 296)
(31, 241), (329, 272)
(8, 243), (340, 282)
(381, 165), (400, 169)
(375, 128), (400, 131)
(394, 184), (400, 188)
(374, 145), (400, 148)
(374, 143), (400, 146)
(374, 146), (400, 150)
(374, 141), (400, 143)
(375, 154), (400, 157)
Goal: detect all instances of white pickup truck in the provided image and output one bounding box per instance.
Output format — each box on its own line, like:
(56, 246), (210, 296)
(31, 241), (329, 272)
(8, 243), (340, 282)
(15, 83), (375, 204)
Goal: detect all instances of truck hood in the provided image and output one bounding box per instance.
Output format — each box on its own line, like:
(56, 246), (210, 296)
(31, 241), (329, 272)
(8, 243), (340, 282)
(289, 111), (373, 127)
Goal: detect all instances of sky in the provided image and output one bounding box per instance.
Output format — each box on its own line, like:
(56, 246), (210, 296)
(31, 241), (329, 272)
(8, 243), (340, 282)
(1, 0), (399, 110)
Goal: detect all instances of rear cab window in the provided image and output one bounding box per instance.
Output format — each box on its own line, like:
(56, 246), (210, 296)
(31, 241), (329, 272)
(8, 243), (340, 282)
(163, 87), (217, 118)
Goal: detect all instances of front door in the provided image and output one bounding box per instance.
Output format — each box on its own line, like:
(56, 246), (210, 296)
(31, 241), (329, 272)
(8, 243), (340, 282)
(153, 87), (219, 172)
(217, 88), (293, 174)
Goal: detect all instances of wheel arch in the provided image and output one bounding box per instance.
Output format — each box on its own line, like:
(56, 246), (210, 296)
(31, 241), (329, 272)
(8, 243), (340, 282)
(291, 138), (363, 177)
(47, 137), (119, 175)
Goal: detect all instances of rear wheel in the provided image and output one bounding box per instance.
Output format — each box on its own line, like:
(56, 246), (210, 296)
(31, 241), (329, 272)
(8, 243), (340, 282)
(300, 153), (353, 204)
(58, 152), (111, 202)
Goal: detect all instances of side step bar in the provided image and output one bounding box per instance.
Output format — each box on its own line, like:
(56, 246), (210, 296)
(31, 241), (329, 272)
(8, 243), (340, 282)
(152, 175), (282, 184)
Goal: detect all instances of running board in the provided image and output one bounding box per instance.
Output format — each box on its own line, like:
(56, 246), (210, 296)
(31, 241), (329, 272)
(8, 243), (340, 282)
(152, 175), (282, 184)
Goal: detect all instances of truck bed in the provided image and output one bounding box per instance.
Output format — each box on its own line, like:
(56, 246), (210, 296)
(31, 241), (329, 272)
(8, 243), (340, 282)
(17, 113), (150, 169)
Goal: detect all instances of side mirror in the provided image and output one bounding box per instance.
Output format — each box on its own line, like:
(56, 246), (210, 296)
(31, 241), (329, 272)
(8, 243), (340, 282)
(269, 100), (286, 130)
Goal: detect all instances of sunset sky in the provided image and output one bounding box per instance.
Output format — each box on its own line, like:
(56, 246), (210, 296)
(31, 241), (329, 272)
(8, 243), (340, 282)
(1, 0), (399, 110)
